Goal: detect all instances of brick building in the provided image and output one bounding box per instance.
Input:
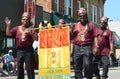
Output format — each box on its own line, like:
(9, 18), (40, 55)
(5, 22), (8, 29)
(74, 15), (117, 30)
(36, 0), (106, 25)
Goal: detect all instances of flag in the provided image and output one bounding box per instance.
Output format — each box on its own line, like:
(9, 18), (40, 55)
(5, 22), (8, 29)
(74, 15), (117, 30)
(38, 26), (71, 79)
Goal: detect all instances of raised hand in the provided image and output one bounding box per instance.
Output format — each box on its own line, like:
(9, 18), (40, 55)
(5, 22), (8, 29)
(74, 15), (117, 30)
(5, 17), (11, 25)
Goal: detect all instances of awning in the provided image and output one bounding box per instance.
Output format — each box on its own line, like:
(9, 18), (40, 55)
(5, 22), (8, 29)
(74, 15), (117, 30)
(52, 12), (77, 25)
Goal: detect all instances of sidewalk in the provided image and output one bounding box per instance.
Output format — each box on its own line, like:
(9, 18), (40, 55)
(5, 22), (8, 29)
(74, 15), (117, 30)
(0, 66), (120, 79)
(107, 66), (120, 70)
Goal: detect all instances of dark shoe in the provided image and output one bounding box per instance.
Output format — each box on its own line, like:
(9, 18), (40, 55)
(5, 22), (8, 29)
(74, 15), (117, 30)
(102, 77), (106, 79)
(12, 71), (17, 76)
(0, 74), (9, 77)
(96, 75), (101, 79)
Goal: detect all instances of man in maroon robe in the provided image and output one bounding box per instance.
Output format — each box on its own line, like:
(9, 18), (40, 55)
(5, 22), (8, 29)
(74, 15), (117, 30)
(93, 16), (114, 79)
(70, 7), (97, 79)
(5, 12), (38, 79)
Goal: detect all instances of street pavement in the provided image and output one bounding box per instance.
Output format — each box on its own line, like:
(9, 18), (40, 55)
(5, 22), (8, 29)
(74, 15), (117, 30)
(72, 66), (120, 79)
(0, 67), (120, 79)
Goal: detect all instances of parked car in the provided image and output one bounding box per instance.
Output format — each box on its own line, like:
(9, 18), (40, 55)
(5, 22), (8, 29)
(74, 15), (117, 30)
(113, 31), (120, 48)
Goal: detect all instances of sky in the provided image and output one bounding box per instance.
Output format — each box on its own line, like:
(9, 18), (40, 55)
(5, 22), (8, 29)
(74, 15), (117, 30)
(104, 0), (120, 21)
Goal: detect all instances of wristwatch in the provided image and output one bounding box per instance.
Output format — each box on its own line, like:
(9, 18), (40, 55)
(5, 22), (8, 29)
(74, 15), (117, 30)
(95, 45), (99, 48)
(110, 49), (113, 51)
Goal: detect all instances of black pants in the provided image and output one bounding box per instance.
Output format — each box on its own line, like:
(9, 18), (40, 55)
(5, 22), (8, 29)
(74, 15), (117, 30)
(92, 55), (101, 76)
(17, 47), (35, 79)
(92, 55), (110, 78)
(73, 44), (93, 79)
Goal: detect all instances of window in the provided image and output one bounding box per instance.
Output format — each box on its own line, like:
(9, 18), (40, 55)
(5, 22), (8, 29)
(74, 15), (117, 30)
(54, 0), (59, 12)
(99, 8), (102, 19)
(1, 38), (5, 49)
(77, 1), (81, 10)
(7, 38), (15, 48)
(64, 0), (67, 15)
(64, 0), (73, 16)
(85, 1), (89, 17)
(92, 5), (97, 23)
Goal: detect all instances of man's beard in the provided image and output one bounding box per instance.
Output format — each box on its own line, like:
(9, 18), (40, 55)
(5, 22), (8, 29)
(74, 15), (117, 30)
(101, 26), (107, 30)
(80, 19), (88, 25)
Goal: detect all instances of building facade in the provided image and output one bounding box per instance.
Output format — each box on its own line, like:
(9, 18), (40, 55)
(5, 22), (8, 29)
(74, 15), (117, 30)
(36, 0), (106, 24)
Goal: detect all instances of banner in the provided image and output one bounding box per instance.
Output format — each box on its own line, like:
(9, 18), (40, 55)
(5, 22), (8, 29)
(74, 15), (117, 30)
(38, 26), (71, 79)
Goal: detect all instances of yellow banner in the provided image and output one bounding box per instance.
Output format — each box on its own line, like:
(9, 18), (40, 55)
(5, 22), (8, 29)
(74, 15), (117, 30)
(38, 26), (71, 79)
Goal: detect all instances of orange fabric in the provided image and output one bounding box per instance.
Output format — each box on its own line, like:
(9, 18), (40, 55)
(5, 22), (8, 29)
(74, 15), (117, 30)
(39, 27), (70, 48)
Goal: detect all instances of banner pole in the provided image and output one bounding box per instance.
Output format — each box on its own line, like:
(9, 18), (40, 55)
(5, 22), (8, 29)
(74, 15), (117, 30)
(30, 23), (75, 30)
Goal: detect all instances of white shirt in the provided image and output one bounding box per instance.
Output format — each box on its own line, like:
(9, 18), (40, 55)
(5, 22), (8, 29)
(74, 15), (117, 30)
(32, 40), (38, 50)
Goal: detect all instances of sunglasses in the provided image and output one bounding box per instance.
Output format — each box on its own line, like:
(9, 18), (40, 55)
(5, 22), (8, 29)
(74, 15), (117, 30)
(22, 19), (29, 20)
(79, 15), (86, 17)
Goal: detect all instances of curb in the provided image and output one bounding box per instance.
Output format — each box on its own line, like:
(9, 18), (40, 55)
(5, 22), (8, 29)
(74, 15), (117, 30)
(106, 66), (120, 70)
